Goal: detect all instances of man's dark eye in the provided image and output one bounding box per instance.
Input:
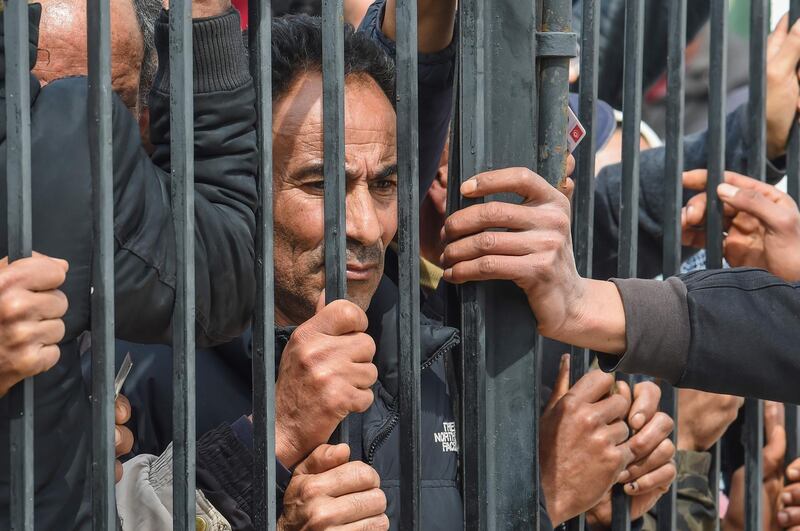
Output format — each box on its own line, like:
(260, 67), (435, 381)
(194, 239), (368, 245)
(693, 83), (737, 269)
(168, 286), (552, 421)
(308, 181), (325, 190)
(372, 179), (397, 191)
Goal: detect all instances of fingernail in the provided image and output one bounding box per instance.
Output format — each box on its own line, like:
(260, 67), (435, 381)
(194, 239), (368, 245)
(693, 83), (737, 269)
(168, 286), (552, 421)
(461, 179), (477, 195)
(788, 467), (800, 480)
(114, 427), (121, 446)
(778, 511), (789, 526)
(783, 492), (793, 504)
(626, 482), (638, 494)
(618, 470), (630, 483)
(680, 207), (687, 226)
(717, 183), (740, 199)
(631, 412), (646, 430)
(443, 268), (453, 280)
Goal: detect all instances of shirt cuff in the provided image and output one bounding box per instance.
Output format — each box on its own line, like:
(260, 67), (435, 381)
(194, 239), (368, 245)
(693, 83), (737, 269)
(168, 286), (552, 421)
(596, 277), (690, 383)
(154, 8), (250, 94)
(231, 416), (292, 514)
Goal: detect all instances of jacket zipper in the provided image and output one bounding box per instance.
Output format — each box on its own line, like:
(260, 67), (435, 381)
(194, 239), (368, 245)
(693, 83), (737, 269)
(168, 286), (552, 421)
(366, 334), (459, 465)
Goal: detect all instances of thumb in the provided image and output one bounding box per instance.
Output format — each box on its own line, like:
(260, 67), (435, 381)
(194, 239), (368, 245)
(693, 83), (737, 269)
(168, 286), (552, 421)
(682, 169), (710, 192)
(763, 401), (787, 478)
(294, 443), (351, 475)
(546, 354), (571, 410)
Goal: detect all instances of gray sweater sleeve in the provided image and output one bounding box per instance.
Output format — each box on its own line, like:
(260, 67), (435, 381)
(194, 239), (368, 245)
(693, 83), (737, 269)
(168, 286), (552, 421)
(598, 269), (800, 404)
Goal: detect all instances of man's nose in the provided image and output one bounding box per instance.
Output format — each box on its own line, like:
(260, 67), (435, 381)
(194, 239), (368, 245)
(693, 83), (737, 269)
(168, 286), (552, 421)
(345, 186), (383, 247)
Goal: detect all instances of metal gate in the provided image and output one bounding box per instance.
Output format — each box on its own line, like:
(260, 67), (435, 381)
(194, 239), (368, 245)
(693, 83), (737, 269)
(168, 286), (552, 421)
(3, 0), (799, 529)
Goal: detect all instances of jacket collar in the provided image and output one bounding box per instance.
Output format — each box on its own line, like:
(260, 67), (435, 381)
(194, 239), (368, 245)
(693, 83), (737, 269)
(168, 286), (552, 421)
(275, 276), (459, 398)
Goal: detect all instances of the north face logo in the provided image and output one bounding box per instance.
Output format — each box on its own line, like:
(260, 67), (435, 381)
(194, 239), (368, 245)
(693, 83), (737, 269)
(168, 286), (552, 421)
(433, 422), (459, 453)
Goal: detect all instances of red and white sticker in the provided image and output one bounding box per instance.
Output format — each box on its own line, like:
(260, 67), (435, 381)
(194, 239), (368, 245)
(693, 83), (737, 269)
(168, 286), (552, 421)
(567, 106), (587, 154)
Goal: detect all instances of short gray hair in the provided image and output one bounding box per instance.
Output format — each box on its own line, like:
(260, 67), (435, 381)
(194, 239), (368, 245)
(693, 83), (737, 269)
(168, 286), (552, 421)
(132, 0), (161, 112)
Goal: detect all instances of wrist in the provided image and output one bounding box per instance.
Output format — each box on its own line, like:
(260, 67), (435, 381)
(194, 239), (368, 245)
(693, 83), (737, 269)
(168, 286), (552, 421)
(275, 425), (306, 469)
(546, 279), (626, 355)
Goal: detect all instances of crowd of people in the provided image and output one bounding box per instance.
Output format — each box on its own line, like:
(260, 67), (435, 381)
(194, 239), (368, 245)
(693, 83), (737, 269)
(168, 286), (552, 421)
(1, 0), (800, 529)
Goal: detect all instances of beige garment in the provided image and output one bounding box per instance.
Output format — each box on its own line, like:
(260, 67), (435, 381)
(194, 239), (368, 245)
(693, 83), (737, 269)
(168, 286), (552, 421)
(117, 444), (232, 531)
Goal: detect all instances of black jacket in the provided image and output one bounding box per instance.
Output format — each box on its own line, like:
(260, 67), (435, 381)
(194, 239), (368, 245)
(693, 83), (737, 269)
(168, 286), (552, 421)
(0, 7), (257, 530)
(603, 269), (800, 404)
(192, 278), (554, 530)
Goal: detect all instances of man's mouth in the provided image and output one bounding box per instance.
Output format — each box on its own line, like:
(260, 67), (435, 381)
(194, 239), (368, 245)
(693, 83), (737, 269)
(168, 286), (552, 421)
(346, 262), (378, 281)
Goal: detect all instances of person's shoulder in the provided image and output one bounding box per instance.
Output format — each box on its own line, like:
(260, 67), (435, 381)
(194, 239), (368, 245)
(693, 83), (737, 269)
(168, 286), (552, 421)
(33, 76), (91, 128)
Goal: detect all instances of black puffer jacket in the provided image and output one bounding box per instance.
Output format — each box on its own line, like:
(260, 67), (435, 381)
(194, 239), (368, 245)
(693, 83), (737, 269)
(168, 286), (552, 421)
(0, 6), (256, 530)
(572, 0), (711, 109)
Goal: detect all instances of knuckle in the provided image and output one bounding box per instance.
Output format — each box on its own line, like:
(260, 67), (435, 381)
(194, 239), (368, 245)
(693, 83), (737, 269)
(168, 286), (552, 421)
(299, 477), (322, 500)
(476, 232), (497, 251)
(481, 202), (505, 223)
(478, 256), (497, 275)
(340, 303), (362, 324)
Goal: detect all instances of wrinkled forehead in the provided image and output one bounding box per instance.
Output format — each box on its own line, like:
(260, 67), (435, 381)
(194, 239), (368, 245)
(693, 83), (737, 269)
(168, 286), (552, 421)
(272, 70), (398, 167)
(34, 0), (144, 110)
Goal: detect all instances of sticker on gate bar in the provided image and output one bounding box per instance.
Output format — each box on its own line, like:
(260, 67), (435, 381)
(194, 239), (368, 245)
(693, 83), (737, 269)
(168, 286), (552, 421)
(567, 106), (586, 154)
(115, 353), (133, 400)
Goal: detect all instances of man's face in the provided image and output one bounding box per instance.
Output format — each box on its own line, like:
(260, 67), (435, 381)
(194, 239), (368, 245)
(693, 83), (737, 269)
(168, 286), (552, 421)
(273, 72), (398, 326)
(33, 0), (144, 115)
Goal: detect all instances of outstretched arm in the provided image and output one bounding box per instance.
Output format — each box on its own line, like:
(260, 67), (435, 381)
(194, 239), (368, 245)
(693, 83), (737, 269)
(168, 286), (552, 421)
(113, 3), (257, 347)
(442, 168), (800, 404)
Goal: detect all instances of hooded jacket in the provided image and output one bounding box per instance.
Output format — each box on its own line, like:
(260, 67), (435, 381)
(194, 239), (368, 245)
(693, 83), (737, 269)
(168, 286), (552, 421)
(0, 6), (257, 529)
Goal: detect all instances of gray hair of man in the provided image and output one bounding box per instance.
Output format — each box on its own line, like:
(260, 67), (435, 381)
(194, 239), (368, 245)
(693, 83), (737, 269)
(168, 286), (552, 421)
(132, 0), (161, 114)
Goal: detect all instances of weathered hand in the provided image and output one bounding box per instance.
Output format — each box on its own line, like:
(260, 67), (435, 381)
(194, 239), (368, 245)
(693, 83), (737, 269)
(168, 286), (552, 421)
(441, 168), (583, 339)
(618, 382), (675, 496)
(682, 170), (800, 281)
(275, 297), (377, 468)
(115, 394), (134, 483)
(279, 444), (389, 531)
(723, 402), (786, 531)
(777, 457), (800, 528)
(540, 355), (635, 525)
(586, 383), (676, 529)
(766, 13), (800, 160)
(0, 253), (69, 397)
(677, 389), (743, 452)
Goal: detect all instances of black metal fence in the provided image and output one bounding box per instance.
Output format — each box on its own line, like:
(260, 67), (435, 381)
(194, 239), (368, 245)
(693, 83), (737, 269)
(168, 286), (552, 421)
(3, 0), (799, 529)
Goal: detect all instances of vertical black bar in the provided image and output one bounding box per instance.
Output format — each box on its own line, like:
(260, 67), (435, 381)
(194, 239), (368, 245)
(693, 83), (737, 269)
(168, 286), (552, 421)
(744, 1), (768, 530)
(706, 2), (728, 527)
(4, 1), (33, 529)
(656, 1), (686, 529)
(248, 0), (276, 529)
(566, 3), (598, 528)
(396, 0), (421, 528)
(457, 0), (487, 527)
(612, 1), (644, 529)
(706, 0), (728, 270)
(538, 1), (572, 186)
(321, 0), (348, 445)
(483, 0), (541, 526)
(569, 0), (599, 393)
(169, 0), (196, 528)
(786, 0), (800, 473)
(615, 0), (644, 281)
(87, 0), (116, 527)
